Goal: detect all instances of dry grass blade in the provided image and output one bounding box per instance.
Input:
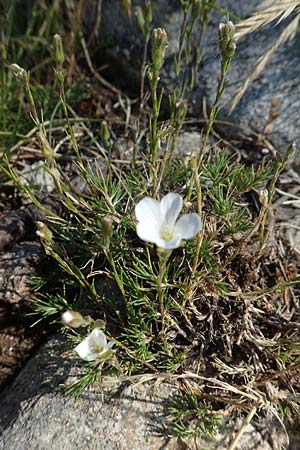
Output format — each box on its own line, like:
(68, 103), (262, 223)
(228, 406), (257, 450)
(230, 14), (300, 112)
(235, 0), (300, 41)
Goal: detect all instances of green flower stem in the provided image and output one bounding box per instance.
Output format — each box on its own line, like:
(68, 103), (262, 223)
(104, 249), (126, 300)
(183, 157), (204, 306)
(259, 143), (296, 253)
(23, 72), (42, 129)
(45, 244), (98, 300)
(157, 249), (171, 336)
(198, 56), (232, 164)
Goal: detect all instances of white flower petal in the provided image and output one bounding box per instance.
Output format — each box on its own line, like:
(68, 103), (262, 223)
(105, 341), (115, 351)
(174, 213), (202, 239)
(74, 338), (98, 361)
(136, 221), (161, 244)
(89, 328), (107, 348)
(135, 197), (161, 226)
(160, 193), (183, 228)
(156, 235), (183, 250)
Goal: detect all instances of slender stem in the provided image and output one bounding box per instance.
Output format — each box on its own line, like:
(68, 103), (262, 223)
(198, 58), (229, 164)
(183, 157), (204, 306)
(58, 81), (83, 165)
(157, 250), (170, 336)
(139, 33), (150, 114)
(228, 407), (257, 450)
(104, 249), (126, 300)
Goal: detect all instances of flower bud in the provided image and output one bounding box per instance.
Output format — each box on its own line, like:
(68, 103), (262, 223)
(152, 28), (168, 73)
(94, 319), (106, 329)
(37, 131), (53, 163)
(36, 221), (53, 242)
(219, 20), (236, 58)
(101, 216), (113, 250)
(180, 0), (190, 13)
(135, 6), (145, 34)
(62, 310), (85, 328)
(259, 189), (269, 208)
(120, 0), (132, 18)
(145, 1), (152, 27)
(101, 216), (113, 238)
(100, 120), (110, 143)
(192, 0), (202, 21)
(175, 100), (188, 124)
(10, 63), (27, 81)
(226, 40), (236, 58)
(288, 141), (297, 160)
(53, 34), (65, 66)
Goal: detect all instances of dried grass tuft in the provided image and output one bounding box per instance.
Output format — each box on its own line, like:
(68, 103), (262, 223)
(230, 13), (300, 112)
(234, 0), (300, 41)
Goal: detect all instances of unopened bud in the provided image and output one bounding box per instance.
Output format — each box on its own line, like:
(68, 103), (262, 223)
(62, 310), (85, 328)
(287, 141), (297, 160)
(135, 7), (145, 34)
(36, 221), (53, 242)
(145, 1), (152, 27)
(152, 28), (168, 73)
(226, 40), (236, 58)
(100, 120), (110, 141)
(259, 189), (269, 208)
(94, 319), (106, 329)
(180, 0), (190, 13)
(120, 0), (132, 18)
(101, 216), (113, 238)
(10, 63), (27, 81)
(37, 131), (53, 163)
(53, 34), (65, 66)
(101, 216), (113, 251)
(176, 100), (188, 124)
(192, 0), (202, 21)
(219, 20), (236, 58)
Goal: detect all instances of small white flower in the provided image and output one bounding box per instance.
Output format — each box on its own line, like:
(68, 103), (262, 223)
(135, 193), (201, 250)
(74, 328), (114, 362)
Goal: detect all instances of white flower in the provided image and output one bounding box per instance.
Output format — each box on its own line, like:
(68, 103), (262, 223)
(135, 193), (201, 250)
(74, 328), (114, 362)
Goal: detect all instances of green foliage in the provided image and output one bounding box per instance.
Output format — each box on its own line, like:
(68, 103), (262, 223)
(2, 0), (300, 441)
(168, 390), (222, 439)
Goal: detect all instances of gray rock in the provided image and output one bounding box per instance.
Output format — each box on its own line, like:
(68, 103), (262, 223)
(0, 335), (289, 450)
(0, 241), (44, 303)
(87, 0), (300, 152)
(0, 336), (178, 450)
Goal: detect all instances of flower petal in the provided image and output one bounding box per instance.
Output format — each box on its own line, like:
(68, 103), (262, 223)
(106, 341), (115, 351)
(135, 197), (161, 226)
(89, 328), (107, 348)
(74, 338), (98, 361)
(160, 193), (183, 228)
(174, 213), (202, 239)
(155, 235), (183, 250)
(136, 221), (161, 244)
